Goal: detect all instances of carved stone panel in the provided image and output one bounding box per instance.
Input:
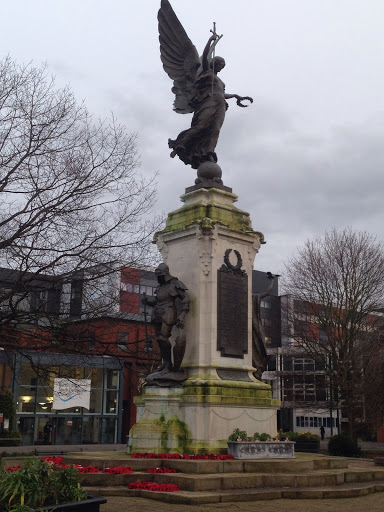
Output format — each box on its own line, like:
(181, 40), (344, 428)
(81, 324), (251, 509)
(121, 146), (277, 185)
(217, 250), (248, 358)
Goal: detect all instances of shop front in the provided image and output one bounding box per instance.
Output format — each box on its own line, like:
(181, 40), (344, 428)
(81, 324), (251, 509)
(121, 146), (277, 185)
(13, 353), (123, 446)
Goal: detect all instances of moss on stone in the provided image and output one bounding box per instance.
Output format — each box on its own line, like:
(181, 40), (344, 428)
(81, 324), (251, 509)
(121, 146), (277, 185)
(154, 189), (265, 241)
(153, 415), (192, 453)
(181, 379), (280, 407)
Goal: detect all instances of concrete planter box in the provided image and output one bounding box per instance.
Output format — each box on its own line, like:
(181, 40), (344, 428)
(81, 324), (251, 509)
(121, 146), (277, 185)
(34, 494), (107, 512)
(227, 441), (295, 459)
(294, 440), (320, 453)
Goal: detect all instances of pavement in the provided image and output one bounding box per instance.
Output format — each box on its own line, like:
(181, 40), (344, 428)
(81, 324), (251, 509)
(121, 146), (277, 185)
(100, 493), (384, 512)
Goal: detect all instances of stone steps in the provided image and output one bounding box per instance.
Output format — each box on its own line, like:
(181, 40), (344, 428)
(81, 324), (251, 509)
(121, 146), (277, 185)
(84, 481), (384, 504)
(64, 454), (349, 473)
(67, 454), (384, 504)
(79, 468), (384, 492)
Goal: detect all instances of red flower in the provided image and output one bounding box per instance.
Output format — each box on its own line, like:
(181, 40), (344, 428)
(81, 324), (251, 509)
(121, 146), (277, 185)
(42, 456), (63, 465)
(77, 465), (100, 473)
(128, 481), (181, 492)
(102, 466), (133, 474)
(131, 452), (234, 460)
(147, 467), (176, 473)
(5, 466), (22, 472)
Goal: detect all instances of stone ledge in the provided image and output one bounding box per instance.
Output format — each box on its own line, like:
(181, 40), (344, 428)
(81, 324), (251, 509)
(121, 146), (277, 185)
(83, 482), (384, 503)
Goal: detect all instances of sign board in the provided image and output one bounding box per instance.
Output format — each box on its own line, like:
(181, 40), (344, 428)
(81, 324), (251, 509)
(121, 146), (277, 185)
(3, 418), (9, 429)
(52, 378), (91, 410)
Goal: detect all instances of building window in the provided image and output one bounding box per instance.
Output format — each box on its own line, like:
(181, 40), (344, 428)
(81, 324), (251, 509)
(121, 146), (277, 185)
(69, 279), (83, 317)
(267, 355), (276, 371)
(104, 369), (119, 415)
(120, 282), (133, 293)
(117, 331), (129, 352)
(0, 364), (12, 390)
(293, 357), (315, 372)
(260, 300), (271, 309)
(294, 319), (307, 336)
(121, 282), (156, 296)
(140, 285), (155, 296)
(88, 330), (96, 352)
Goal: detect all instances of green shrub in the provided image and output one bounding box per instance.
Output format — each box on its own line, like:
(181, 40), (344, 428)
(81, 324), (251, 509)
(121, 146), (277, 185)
(0, 430), (22, 447)
(0, 458), (87, 511)
(328, 432), (361, 457)
(228, 429), (273, 441)
(283, 431), (320, 442)
(228, 428), (248, 441)
(254, 432), (272, 441)
(0, 390), (16, 431)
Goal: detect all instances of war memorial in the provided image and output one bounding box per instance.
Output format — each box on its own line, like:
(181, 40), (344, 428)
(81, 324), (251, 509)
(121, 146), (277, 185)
(128, 0), (280, 455)
(4, 3), (384, 508)
(25, 3), (384, 506)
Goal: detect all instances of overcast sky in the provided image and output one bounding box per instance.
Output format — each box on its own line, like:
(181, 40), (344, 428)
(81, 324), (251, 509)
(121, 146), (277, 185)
(2, 0), (384, 275)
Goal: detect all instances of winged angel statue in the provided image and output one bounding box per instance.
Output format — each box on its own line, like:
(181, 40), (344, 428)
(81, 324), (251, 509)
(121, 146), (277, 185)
(158, 0), (253, 175)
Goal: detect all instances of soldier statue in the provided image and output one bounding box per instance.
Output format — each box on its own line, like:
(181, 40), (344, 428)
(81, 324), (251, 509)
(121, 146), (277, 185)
(143, 263), (190, 386)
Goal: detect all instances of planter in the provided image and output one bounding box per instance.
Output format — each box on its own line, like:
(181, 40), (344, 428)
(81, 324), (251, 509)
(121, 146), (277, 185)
(227, 441), (295, 459)
(34, 494), (107, 512)
(294, 440), (320, 453)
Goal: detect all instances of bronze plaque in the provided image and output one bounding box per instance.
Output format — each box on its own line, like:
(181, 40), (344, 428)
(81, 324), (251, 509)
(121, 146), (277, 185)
(217, 269), (248, 358)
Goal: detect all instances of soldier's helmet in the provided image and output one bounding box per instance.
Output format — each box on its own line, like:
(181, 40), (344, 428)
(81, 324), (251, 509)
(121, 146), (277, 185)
(155, 263), (170, 277)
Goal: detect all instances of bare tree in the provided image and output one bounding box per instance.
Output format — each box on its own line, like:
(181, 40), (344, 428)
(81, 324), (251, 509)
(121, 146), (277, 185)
(359, 330), (384, 433)
(283, 228), (384, 438)
(0, 56), (162, 350)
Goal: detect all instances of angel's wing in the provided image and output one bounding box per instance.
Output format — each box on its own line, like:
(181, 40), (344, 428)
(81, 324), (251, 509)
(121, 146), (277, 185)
(158, 0), (201, 114)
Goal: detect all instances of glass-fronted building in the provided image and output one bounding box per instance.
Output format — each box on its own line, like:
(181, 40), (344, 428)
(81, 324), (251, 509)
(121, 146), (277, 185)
(10, 352), (123, 446)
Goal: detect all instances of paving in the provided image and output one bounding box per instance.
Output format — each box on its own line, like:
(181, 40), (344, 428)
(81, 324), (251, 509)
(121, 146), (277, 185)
(99, 493), (384, 512)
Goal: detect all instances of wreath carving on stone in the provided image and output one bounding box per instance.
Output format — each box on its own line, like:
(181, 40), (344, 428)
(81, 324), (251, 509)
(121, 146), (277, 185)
(220, 249), (247, 277)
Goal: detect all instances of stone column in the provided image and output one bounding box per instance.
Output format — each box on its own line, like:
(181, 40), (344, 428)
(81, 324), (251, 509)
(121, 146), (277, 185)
(129, 187), (280, 454)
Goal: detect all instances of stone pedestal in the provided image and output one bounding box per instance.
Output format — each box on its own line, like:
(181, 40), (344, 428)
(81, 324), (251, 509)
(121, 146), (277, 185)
(129, 187), (280, 454)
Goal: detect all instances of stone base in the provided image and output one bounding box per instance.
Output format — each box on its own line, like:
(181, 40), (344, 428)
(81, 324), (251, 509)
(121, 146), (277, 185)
(128, 378), (279, 454)
(227, 441), (295, 459)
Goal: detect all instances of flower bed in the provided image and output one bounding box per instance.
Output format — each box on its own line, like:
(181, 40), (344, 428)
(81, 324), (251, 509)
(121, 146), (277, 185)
(4, 465), (22, 472)
(128, 481), (181, 492)
(147, 467), (177, 473)
(131, 452), (234, 460)
(76, 465), (100, 473)
(0, 458), (92, 511)
(6, 459), (133, 475)
(102, 466), (133, 474)
(42, 456), (64, 465)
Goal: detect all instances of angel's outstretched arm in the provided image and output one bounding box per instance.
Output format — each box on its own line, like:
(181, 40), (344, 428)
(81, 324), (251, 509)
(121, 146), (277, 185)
(225, 93), (254, 108)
